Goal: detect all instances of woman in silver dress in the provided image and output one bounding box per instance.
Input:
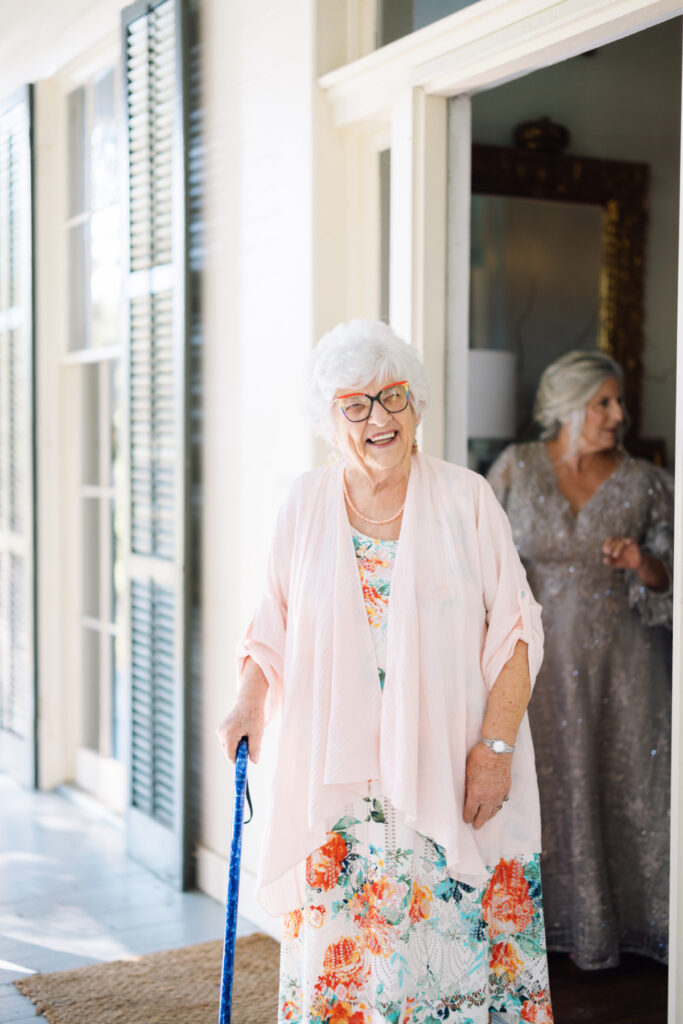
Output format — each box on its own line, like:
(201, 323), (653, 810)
(488, 350), (673, 971)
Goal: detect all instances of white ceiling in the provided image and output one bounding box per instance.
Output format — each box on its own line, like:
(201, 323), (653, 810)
(0, 0), (125, 99)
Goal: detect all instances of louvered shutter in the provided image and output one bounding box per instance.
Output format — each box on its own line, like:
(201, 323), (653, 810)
(122, 0), (191, 887)
(0, 87), (36, 788)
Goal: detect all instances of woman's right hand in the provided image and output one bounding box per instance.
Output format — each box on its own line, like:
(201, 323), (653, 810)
(216, 700), (265, 764)
(216, 657), (268, 764)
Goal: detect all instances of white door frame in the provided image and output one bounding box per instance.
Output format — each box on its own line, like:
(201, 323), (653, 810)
(320, 2), (683, 1018)
(389, 88), (448, 458)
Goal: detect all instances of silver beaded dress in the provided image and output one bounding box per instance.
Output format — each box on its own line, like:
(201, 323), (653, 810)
(488, 441), (673, 970)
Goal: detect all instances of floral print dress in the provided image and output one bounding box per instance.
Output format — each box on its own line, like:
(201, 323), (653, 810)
(279, 529), (553, 1024)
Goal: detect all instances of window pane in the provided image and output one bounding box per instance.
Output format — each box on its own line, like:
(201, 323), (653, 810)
(0, 184), (8, 311)
(109, 363), (124, 622)
(378, 0), (413, 46)
(81, 364), (100, 485)
(67, 87), (87, 218)
(81, 497), (101, 619)
(90, 207), (121, 348)
(112, 632), (125, 761)
(81, 626), (100, 750)
(378, 0), (480, 46)
(379, 149), (391, 324)
(91, 69), (119, 211)
(68, 222), (88, 350)
(110, 359), (123, 488)
(110, 496), (121, 626)
(414, 0), (476, 29)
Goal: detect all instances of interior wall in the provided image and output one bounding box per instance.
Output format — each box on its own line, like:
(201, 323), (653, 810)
(198, 0), (318, 921)
(471, 18), (682, 464)
(199, 0), (382, 921)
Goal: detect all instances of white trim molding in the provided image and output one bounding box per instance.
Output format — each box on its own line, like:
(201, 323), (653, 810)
(195, 842), (281, 942)
(389, 89), (447, 458)
(445, 96), (472, 468)
(75, 747), (126, 814)
(320, 0), (683, 126)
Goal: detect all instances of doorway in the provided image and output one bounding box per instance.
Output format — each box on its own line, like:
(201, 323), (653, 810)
(457, 18), (680, 1021)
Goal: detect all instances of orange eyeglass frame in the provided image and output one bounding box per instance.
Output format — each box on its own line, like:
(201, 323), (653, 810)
(336, 380), (409, 401)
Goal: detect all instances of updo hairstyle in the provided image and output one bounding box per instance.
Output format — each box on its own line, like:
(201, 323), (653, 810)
(534, 350), (628, 451)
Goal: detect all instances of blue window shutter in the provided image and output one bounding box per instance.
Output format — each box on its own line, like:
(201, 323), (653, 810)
(122, 0), (192, 889)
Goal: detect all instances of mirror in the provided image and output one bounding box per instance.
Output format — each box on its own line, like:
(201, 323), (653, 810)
(470, 138), (649, 440)
(471, 193), (604, 439)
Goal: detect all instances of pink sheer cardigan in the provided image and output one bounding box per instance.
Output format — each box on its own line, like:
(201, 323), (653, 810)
(237, 453), (544, 917)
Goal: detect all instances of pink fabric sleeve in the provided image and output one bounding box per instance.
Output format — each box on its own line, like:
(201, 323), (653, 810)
(236, 504), (291, 721)
(476, 475), (544, 690)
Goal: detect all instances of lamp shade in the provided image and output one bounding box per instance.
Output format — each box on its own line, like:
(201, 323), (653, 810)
(467, 349), (516, 439)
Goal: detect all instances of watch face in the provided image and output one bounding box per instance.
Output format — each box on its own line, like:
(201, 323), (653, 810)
(492, 740), (505, 753)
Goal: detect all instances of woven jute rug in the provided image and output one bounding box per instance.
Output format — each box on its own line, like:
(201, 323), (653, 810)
(15, 932), (280, 1024)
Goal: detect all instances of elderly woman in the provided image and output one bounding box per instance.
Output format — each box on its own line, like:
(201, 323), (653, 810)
(218, 320), (554, 1024)
(488, 350), (673, 972)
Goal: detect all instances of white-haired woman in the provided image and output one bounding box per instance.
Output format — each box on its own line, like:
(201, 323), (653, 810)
(488, 350), (673, 972)
(218, 320), (554, 1023)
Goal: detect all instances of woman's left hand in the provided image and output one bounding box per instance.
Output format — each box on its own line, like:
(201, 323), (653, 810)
(463, 743), (512, 830)
(602, 536), (642, 570)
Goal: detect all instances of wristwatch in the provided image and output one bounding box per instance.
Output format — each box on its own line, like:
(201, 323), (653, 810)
(480, 736), (515, 754)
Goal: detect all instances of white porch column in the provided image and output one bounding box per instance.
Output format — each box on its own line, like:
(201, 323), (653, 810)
(389, 88), (447, 459)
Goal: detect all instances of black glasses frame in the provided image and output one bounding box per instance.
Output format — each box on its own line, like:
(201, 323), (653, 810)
(337, 381), (410, 423)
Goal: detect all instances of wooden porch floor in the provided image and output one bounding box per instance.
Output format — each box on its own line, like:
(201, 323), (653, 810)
(0, 773), (256, 1023)
(0, 773), (669, 1023)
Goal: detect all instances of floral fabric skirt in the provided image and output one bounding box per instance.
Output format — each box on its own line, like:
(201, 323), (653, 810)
(278, 795), (553, 1024)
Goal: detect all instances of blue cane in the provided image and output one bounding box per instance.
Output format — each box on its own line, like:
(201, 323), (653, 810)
(218, 735), (253, 1024)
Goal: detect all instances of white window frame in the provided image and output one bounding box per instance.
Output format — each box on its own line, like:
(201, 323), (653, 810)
(38, 34), (126, 812)
(65, 53), (125, 811)
(319, 1), (683, 1017)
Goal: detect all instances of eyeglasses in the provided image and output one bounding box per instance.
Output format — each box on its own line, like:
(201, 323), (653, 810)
(337, 381), (410, 423)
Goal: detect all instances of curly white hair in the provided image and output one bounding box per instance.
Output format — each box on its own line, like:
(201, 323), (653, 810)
(307, 319), (430, 443)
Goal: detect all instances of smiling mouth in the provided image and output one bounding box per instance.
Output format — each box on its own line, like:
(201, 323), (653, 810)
(367, 431), (398, 446)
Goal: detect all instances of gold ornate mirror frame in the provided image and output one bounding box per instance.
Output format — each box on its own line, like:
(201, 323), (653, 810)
(471, 143), (649, 436)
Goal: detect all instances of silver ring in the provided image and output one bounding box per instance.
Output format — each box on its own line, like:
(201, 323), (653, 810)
(503, 795), (510, 802)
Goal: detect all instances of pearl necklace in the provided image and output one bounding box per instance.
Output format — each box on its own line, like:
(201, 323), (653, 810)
(342, 472), (406, 526)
